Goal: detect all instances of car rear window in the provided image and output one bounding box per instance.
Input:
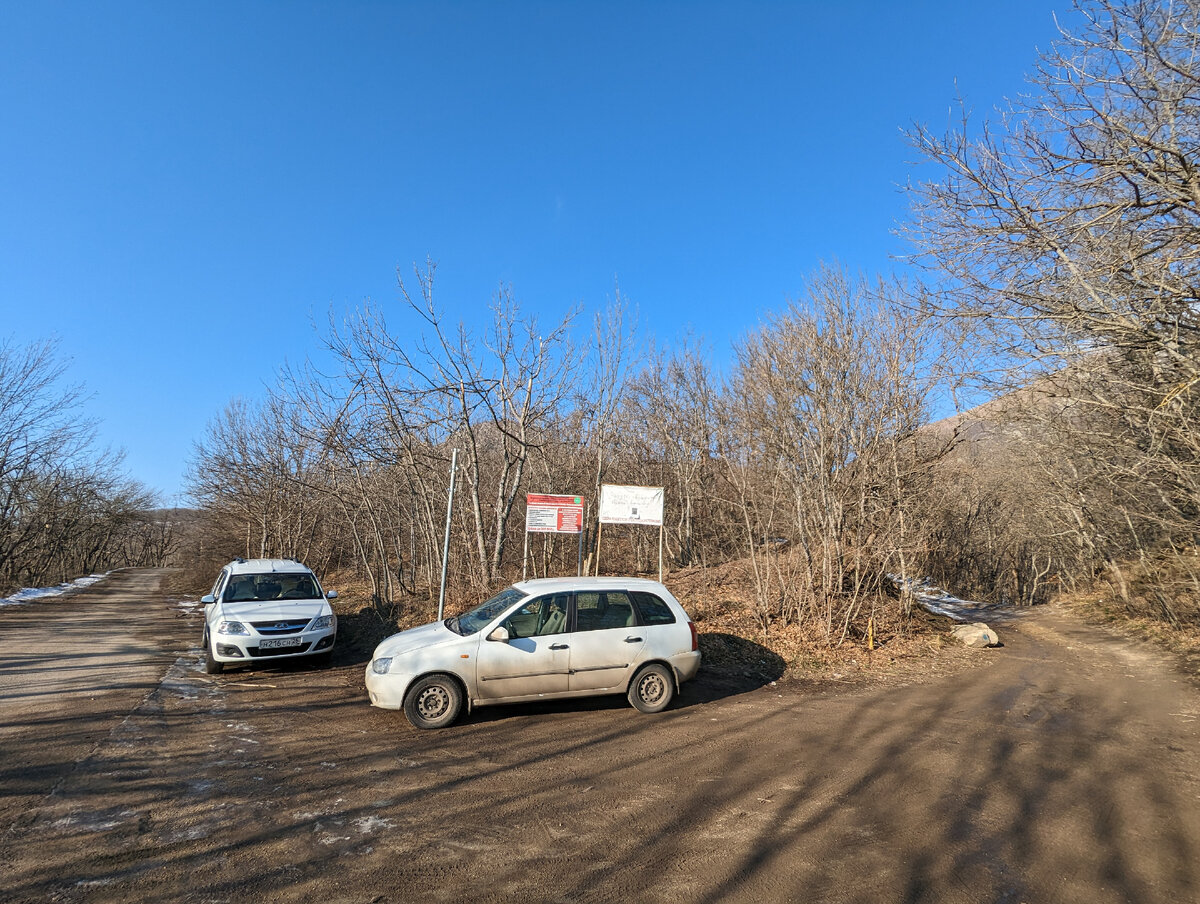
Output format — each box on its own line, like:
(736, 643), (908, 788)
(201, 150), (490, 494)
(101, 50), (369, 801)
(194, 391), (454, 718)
(632, 591), (677, 625)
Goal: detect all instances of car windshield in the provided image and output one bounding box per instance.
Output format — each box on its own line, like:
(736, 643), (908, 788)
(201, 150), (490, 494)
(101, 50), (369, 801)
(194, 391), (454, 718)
(451, 587), (526, 635)
(224, 573), (319, 603)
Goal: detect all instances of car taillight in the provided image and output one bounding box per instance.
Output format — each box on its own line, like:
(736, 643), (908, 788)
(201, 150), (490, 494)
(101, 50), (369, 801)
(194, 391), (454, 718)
(689, 621), (698, 652)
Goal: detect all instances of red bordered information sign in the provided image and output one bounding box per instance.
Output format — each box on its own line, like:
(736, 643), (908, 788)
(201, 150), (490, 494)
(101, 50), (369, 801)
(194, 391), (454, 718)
(525, 494), (584, 534)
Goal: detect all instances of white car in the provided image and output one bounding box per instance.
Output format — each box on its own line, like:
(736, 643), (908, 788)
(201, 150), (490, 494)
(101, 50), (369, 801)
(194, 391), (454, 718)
(200, 558), (338, 673)
(366, 577), (701, 729)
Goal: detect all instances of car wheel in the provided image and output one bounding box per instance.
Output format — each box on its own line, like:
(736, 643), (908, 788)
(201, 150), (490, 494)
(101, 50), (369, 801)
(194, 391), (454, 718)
(203, 629), (223, 675)
(403, 674), (463, 730)
(628, 663), (674, 714)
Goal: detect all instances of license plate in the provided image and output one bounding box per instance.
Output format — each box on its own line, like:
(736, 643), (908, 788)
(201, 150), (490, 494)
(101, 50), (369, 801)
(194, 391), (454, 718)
(259, 637), (303, 649)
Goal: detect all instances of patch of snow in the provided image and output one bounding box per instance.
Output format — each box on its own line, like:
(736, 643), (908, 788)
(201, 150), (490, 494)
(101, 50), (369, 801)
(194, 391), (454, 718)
(352, 815), (396, 834)
(887, 574), (983, 621)
(0, 573), (109, 608)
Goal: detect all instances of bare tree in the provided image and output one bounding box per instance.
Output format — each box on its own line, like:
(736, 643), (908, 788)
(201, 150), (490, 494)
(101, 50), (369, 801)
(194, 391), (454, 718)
(625, 336), (718, 568)
(0, 339), (163, 592)
(319, 261), (579, 591)
(721, 265), (935, 639)
(908, 0), (1200, 617)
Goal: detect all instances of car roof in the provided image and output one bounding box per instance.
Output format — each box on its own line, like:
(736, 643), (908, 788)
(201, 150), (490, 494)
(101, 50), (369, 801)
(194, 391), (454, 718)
(513, 576), (671, 595)
(225, 558), (315, 576)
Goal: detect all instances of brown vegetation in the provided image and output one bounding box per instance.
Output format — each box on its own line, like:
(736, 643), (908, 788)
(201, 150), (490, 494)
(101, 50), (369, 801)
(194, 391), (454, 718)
(906, 0), (1200, 628)
(176, 2), (1200, 656)
(180, 264), (951, 651)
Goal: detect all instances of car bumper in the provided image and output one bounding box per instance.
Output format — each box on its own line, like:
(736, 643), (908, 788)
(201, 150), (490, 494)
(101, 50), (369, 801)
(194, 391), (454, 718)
(211, 629), (336, 662)
(671, 650), (702, 684)
(364, 664), (416, 710)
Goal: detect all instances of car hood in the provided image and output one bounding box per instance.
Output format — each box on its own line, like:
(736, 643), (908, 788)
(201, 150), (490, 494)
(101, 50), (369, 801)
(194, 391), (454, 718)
(373, 620), (461, 659)
(219, 600), (331, 622)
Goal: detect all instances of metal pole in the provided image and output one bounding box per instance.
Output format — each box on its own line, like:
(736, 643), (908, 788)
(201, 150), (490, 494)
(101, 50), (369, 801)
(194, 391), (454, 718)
(594, 521), (603, 576)
(576, 503), (585, 576)
(437, 449), (458, 621)
(658, 522), (664, 583)
(522, 527), (529, 582)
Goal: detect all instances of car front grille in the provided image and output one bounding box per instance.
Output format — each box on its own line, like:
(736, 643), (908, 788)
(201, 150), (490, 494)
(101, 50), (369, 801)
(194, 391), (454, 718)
(248, 642), (313, 658)
(250, 619), (310, 635)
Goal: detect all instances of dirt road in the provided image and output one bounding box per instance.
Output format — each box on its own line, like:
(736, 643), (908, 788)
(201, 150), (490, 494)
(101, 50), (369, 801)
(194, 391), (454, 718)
(1, 569), (1198, 903)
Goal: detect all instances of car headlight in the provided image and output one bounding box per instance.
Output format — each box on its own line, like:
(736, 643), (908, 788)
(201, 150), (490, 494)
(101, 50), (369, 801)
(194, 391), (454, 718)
(216, 620), (248, 635)
(371, 657), (393, 675)
(310, 614), (335, 630)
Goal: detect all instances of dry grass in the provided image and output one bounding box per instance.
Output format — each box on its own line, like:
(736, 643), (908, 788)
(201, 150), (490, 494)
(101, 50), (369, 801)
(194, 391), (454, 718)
(662, 560), (986, 686)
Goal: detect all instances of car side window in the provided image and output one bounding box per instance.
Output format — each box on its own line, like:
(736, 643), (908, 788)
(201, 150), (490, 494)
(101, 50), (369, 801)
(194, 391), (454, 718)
(575, 591), (636, 631)
(504, 593), (570, 638)
(537, 593), (570, 636)
(212, 572), (228, 600)
(632, 591), (677, 626)
(575, 592), (602, 631)
(502, 600), (540, 639)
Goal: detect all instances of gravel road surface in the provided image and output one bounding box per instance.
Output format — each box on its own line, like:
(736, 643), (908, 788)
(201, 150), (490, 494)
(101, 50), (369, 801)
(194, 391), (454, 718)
(1, 569), (1198, 903)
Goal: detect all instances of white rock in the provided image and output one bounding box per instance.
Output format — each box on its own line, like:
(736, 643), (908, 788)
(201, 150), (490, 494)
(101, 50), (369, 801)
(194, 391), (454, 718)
(950, 622), (1000, 648)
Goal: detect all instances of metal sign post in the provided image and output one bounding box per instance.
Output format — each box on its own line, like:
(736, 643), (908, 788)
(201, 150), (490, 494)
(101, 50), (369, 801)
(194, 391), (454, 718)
(659, 521), (664, 583)
(437, 449), (458, 621)
(578, 502), (585, 576)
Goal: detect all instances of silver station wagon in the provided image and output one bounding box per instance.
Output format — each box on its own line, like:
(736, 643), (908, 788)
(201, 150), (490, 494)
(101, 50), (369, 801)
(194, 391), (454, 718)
(365, 577), (701, 729)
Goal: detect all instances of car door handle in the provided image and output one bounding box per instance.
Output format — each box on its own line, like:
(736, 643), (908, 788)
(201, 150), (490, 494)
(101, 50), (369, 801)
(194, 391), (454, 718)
(625, 637), (643, 643)
(550, 643), (569, 650)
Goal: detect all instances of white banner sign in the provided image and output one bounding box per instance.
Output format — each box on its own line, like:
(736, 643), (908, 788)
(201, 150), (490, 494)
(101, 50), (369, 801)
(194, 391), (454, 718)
(598, 484), (663, 526)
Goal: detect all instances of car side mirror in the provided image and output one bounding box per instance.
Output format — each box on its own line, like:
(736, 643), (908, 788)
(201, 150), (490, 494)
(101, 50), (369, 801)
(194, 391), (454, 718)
(487, 626), (510, 643)
(325, 590), (338, 600)
(201, 594), (216, 605)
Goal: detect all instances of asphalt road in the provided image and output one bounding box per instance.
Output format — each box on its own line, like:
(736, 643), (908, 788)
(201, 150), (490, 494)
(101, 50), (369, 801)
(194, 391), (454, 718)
(1, 569), (1198, 903)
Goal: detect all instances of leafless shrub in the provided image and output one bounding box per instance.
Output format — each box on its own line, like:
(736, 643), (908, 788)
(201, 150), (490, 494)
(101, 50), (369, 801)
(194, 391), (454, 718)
(718, 265), (939, 639)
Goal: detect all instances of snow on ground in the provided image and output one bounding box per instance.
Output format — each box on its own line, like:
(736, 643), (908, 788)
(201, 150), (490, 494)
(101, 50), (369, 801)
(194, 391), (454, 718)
(0, 573), (109, 608)
(889, 575), (984, 622)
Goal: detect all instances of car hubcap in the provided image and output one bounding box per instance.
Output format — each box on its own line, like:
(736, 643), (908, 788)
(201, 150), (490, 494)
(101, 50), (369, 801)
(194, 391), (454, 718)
(417, 685), (449, 719)
(639, 673), (665, 704)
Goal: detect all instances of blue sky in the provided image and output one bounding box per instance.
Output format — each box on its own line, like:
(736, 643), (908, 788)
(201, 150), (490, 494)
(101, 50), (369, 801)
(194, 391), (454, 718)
(1, 1), (1065, 502)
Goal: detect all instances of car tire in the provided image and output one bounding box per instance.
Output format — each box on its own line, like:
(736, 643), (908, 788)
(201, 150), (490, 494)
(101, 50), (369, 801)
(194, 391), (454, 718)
(203, 629), (223, 675)
(628, 663), (674, 714)
(403, 674), (463, 730)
